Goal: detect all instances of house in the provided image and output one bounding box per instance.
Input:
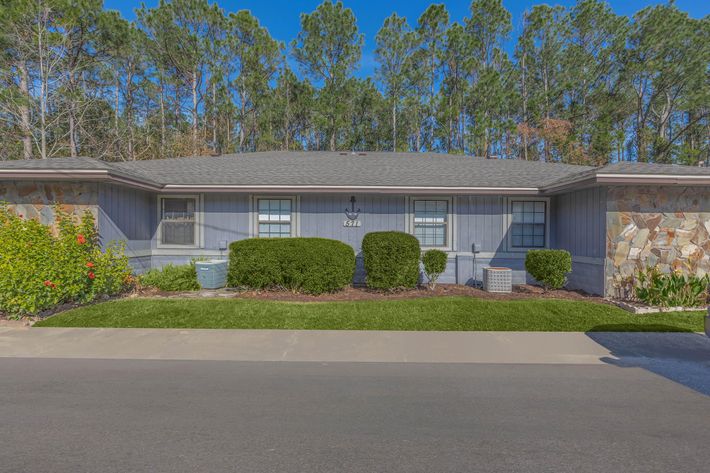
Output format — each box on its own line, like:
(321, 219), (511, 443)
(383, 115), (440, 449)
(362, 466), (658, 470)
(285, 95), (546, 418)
(1, 151), (709, 297)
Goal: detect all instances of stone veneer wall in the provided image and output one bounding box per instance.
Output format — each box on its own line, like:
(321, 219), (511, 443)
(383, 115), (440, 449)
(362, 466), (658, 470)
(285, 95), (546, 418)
(0, 181), (98, 227)
(605, 185), (710, 297)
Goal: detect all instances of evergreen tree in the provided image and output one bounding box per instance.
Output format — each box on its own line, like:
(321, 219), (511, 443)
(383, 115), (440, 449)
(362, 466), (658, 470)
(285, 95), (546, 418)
(291, 0), (363, 151)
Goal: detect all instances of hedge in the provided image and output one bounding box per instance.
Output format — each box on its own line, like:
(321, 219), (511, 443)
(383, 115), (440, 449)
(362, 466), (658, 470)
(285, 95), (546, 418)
(228, 237), (355, 294)
(525, 249), (572, 290)
(362, 231), (420, 289)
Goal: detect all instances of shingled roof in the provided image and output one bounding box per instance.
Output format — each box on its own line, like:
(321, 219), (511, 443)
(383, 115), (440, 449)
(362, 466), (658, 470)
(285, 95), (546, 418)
(1, 152), (708, 193)
(111, 152), (592, 189)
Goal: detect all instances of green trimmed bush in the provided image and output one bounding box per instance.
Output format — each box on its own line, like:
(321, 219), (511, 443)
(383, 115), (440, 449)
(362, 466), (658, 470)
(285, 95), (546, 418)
(0, 204), (131, 317)
(525, 249), (572, 290)
(228, 238), (355, 294)
(139, 263), (200, 291)
(362, 231), (420, 290)
(422, 249), (448, 289)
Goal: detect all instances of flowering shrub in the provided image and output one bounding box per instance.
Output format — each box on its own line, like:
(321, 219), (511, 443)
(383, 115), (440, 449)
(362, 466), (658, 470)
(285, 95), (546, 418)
(0, 204), (132, 317)
(633, 266), (709, 308)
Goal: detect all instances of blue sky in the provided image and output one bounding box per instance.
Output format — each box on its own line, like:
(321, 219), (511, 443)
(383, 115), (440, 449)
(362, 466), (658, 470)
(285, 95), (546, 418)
(106, 0), (708, 78)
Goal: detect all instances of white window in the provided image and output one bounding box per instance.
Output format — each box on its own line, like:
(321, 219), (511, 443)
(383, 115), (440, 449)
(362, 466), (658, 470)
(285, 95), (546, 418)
(413, 199), (449, 248)
(257, 198), (293, 238)
(159, 196), (199, 247)
(510, 200), (546, 248)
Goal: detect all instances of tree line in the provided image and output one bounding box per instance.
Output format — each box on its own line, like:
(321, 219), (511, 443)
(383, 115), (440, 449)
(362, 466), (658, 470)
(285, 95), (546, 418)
(1, 0), (708, 165)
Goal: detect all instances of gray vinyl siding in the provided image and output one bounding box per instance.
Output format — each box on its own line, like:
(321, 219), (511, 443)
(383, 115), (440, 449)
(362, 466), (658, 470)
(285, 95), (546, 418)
(98, 184), (155, 254)
(300, 194), (405, 252)
(93, 189), (607, 293)
(455, 195), (506, 253)
(202, 193), (250, 248)
(550, 187), (607, 295)
(551, 187), (606, 258)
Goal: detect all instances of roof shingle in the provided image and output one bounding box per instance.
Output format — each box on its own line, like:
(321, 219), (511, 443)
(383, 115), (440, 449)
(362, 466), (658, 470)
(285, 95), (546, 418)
(1, 152), (706, 190)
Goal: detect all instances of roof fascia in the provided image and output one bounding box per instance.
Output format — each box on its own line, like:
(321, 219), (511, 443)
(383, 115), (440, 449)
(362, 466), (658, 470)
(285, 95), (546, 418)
(161, 184), (542, 195)
(542, 172), (710, 193)
(0, 169), (162, 192)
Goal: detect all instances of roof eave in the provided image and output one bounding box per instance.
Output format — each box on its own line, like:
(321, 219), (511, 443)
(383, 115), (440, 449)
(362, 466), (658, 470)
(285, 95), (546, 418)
(161, 184), (542, 195)
(595, 173), (710, 186)
(0, 169), (162, 192)
(542, 172), (710, 193)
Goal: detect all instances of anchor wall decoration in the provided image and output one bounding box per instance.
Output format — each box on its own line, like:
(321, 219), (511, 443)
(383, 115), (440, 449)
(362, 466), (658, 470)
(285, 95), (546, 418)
(343, 196), (362, 227)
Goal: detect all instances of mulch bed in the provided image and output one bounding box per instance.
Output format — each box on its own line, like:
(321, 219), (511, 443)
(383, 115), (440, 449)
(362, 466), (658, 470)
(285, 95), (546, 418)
(132, 283), (605, 303)
(0, 284), (606, 324)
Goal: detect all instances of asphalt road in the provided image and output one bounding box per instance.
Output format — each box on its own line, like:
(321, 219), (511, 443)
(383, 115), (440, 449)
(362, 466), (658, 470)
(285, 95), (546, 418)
(0, 359), (708, 473)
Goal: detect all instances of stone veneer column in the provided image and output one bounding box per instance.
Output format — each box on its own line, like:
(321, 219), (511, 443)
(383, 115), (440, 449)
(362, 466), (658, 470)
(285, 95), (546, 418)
(605, 185), (710, 297)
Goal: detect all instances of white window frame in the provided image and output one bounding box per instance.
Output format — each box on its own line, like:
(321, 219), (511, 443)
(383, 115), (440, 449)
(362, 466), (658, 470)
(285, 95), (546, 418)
(407, 196), (454, 251)
(505, 196), (550, 252)
(251, 196), (299, 238)
(156, 194), (203, 249)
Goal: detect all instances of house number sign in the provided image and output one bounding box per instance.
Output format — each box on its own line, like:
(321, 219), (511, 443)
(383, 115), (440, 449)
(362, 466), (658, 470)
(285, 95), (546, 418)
(343, 196), (361, 227)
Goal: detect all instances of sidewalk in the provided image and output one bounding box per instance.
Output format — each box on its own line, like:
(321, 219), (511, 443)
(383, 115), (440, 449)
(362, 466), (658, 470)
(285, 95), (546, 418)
(0, 327), (617, 364)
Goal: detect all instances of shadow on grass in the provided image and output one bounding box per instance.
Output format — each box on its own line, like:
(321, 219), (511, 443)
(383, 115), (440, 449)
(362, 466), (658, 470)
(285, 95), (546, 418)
(586, 327), (710, 396)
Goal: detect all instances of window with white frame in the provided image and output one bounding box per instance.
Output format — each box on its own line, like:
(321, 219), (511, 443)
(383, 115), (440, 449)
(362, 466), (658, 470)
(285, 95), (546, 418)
(510, 200), (546, 248)
(257, 198), (293, 238)
(159, 196), (198, 246)
(413, 199), (449, 247)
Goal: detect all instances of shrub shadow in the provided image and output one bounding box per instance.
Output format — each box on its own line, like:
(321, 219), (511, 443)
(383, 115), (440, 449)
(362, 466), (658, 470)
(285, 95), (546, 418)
(586, 328), (710, 396)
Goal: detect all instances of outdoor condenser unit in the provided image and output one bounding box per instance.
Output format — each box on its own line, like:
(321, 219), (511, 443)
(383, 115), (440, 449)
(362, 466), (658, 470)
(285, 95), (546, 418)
(482, 267), (512, 293)
(195, 259), (228, 289)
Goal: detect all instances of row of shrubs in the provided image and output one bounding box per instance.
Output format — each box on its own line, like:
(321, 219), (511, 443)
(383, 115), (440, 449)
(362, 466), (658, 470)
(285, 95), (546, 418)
(138, 232), (453, 295)
(0, 202), (575, 316)
(226, 232), (454, 294)
(140, 232), (576, 295)
(6, 206), (700, 314)
(0, 203), (573, 314)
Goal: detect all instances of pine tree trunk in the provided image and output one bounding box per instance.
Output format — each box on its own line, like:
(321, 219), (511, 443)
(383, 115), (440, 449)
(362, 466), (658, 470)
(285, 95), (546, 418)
(239, 90), (246, 152)
(212, 81), (217, 146)
(68, 71), (77, 157)
(521, 50), (528, 161)
(191, 69), (198, 154)
(159, 77), (166, 159)
(636, 91), (646, 163)
(392, 101), (396, 151)
(18, 60), (32, 159)
(429, 51), (435, 150)
(329, 115), (336, 151)
(174, 87), (180, 129)
(448, 94), (453, 152)
(114, 75), (121, 159)
(127, 63), (135, 161)
(284, 80), (290, 151)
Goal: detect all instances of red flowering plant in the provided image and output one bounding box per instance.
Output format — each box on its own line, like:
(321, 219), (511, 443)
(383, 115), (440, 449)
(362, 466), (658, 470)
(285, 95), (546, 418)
(0, 204), (131, 317)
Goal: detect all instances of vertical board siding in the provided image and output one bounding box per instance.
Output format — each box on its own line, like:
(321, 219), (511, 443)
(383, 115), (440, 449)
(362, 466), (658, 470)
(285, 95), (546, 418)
(300, 194), (405, 252)
(98, 184), (155, 252)
(551, 187), (606, 258)
(202, 193), (250, 249)
(456, 196), (506, 253)
(96, 188), (605, 295)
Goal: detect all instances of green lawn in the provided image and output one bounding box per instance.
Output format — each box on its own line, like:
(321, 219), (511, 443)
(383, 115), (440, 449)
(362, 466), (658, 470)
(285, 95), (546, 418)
(34, 297), (705, 332)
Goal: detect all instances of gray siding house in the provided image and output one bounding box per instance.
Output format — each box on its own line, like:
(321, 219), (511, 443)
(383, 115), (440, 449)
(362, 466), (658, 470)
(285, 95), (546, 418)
(1, 151), (709, 297)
